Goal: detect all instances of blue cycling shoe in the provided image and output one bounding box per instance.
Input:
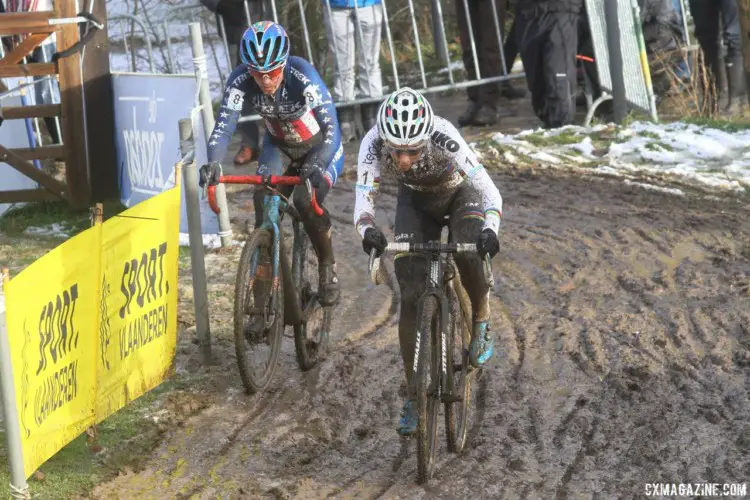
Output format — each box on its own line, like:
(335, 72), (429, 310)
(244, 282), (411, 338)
(469, 321), (494, 368)
(398, 399), (418, 436)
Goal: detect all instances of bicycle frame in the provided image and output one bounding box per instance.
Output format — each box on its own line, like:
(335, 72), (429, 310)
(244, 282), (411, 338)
(369, 242), (493, 403)
(413, 252), (456, 405)
(206, 174), (324, 326)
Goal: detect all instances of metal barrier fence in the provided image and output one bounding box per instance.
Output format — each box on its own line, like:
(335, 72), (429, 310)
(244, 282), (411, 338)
(107, 0), (696, 118)
(107, 0), (524, 109)
(584, 0), (658, 124)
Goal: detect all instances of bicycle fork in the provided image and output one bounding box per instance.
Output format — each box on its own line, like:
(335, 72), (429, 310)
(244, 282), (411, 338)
(412, 255), (459, 405)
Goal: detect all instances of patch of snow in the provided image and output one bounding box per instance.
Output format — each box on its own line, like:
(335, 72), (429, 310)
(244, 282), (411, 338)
(437, 61), (466, 74)
(622, 180), (685, 196)
(530, 152), (561, 164)
(24, 223), (71, 238)
(571, 137), (595, 157)
(493, 120), (750, 193)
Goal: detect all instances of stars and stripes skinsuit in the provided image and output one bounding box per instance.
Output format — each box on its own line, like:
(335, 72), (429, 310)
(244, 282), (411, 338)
(207, 55), (344, 266)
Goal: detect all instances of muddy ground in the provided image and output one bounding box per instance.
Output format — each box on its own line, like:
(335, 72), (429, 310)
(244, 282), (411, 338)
(92, 94), (750, 499)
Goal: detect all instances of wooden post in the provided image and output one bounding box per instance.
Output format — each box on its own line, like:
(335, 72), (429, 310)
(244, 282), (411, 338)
(57, 1), (91, 210)
(84, 0), (118, 200)
(737, 0), (750, 102)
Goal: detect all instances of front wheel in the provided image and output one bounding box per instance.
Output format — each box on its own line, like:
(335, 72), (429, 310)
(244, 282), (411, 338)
(415, 295), (440, 484)
(234, 229), (284, 394)
(292, 229), (333, 371)
(445, 277), (474, 453)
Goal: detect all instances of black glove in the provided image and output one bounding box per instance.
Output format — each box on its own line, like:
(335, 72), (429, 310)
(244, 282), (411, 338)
(362, 227), (388, 257)
(199, 162), (222, 188)
(476, 228), (499, 258)
(301, 161), (327, 189)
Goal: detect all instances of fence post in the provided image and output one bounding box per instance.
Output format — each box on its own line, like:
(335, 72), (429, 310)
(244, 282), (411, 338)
(605, 0), (627, 123)
(189, 22), (233, 248)
(179, 118), (213, 363)
(0, 268), (30, 499)
(431, 0), (449, 67)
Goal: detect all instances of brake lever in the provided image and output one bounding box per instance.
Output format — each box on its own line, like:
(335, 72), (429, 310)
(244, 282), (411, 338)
(369, 248), (382, 286)
(483, 253), (494, 288)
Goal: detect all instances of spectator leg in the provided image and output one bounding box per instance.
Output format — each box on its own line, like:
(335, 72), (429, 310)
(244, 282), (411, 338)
(540, 11), (579, 128)
(356, 4), (384, 131)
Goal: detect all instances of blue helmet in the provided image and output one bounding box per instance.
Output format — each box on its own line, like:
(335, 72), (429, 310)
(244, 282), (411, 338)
(240, 21), (290, 72)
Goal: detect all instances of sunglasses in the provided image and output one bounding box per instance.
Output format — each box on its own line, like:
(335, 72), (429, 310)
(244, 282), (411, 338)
(385, 143), (426, 157)
(249, 65), (284, 79)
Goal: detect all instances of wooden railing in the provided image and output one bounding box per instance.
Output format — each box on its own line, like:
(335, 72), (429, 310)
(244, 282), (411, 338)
(0, 4), (92, 209)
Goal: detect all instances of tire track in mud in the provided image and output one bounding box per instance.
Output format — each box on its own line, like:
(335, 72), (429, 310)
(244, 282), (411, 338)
(98, 131), (750, 499)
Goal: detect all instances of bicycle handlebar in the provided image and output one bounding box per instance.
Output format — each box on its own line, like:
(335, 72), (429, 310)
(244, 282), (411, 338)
(206, 175), (324, 217)
(368, 242), (493, 287)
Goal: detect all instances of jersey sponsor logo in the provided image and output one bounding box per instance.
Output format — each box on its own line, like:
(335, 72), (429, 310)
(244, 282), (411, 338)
(362, 142), (379, 165)
(227, 88), (245, 111)
(289, 66), (310, 85)
(431, 130), (460, 153)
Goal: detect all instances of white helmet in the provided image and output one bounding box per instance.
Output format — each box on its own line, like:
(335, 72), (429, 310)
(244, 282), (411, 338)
(376, 87), (434, 148)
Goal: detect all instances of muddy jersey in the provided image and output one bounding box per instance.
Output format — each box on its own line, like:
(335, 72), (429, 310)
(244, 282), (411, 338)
(353, 116), (503, 238)
(207, 56), (344, 184)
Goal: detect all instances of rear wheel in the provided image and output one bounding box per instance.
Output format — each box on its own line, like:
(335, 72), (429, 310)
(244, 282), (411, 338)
(234, 229), (284, 394)
(445, 275), (474, 453)
(292, 230), (333, 371)
(416, 295), (440, 484)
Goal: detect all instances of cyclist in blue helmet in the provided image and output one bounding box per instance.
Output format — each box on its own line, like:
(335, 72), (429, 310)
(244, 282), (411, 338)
(200, 21), (344, 306)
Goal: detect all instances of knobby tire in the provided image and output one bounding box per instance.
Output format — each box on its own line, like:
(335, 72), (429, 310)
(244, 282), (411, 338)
(234, 229), (284, 394)
(445, 273), (474, 453)
(416, 295), (440, 484)
(293, 230), (333, 371)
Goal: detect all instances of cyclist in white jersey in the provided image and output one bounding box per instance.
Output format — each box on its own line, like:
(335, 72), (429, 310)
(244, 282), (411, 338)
(353, 87), (503, 435)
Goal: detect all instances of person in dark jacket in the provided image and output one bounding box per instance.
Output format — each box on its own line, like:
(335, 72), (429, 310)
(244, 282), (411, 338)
(516, 0), (584, 129)
(688, 0), (746, 114)
(456, 0), (522, 127)
(200, 0), (264, 165)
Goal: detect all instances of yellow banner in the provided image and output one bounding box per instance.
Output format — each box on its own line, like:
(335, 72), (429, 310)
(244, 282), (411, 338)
(95, 186), (180, 422)
(3, 183), (181, 478)
(4, 224), (102, 478)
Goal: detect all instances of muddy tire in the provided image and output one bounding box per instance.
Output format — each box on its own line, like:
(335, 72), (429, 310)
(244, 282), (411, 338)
(292, 230), (333, 371)
(234, 229), (284, 395)
(416, 295), (440, 484)
(445, 277), (474, 453)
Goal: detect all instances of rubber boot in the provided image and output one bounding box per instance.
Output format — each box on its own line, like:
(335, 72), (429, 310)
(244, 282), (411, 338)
(501, 81), (526, 100)
(723, 54), (747, 116)
(338, 107), (356, 144)
(458, 101), (481, 127)
(472, 104), (498, 126)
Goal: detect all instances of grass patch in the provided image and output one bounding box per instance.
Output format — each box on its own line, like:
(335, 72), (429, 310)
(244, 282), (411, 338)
(682, 116), (750, 132)
(0, 199), (127, 237)
(0, 376), (194, 500)
(0, 235), (59, 276)
(644, 142), (674, 152)
(640, 131), (660, 140)
(520, 130), (582, 147)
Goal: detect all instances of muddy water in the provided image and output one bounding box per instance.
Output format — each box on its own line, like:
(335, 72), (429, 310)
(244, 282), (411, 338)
(93, 98), (750, 499)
